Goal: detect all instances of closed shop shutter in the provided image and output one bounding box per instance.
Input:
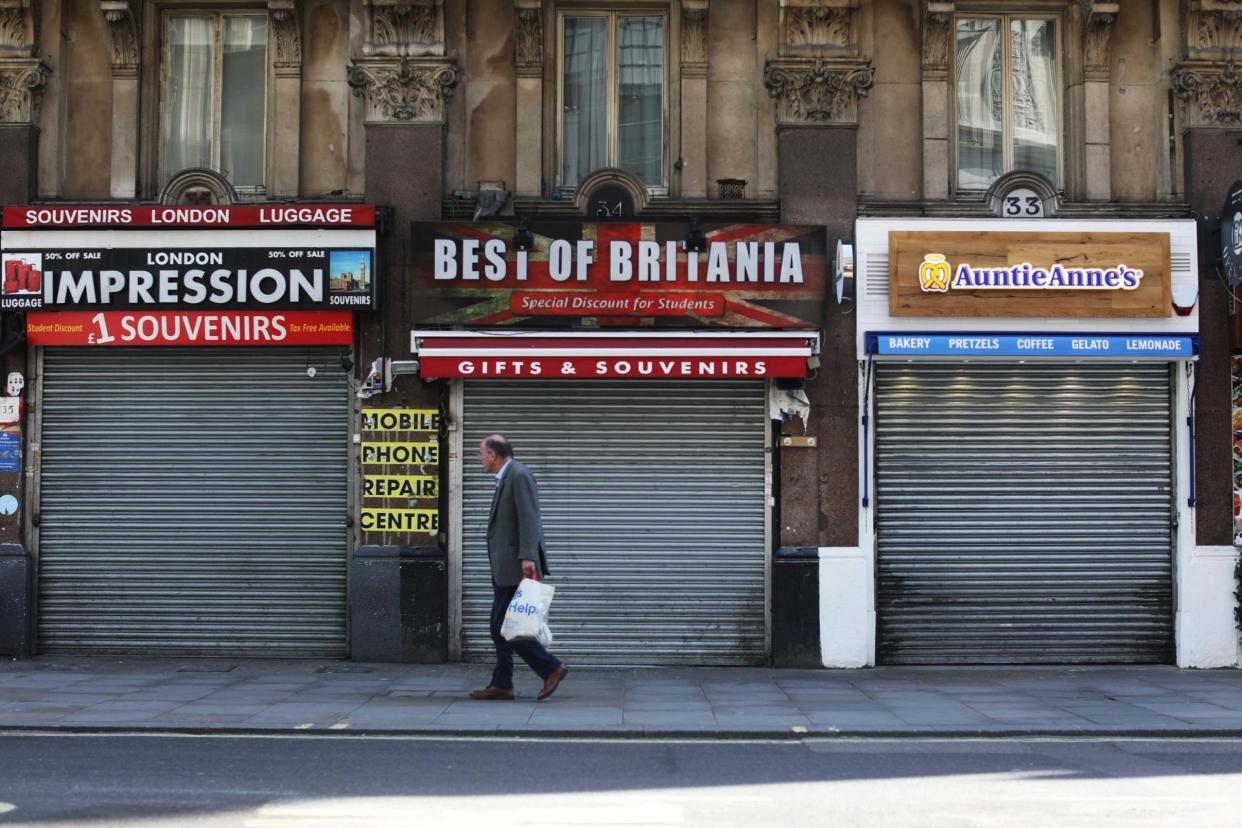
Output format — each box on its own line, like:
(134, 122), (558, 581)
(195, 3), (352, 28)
(37, 348), (350, 657)
(462, 379), (768, 666)
(874, 362), (1175, 665)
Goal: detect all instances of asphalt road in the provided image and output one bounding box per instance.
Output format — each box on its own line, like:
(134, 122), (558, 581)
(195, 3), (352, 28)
(2, 733), (1242, 827)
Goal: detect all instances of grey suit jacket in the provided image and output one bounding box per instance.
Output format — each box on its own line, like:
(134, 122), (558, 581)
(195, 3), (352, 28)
(487, 459), (550, 587)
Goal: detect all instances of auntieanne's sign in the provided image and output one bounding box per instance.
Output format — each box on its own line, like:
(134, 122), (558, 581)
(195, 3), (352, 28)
(0, 238), (375, 312)
(411, 221), (827, 328)
(889, 231), (1171, 318)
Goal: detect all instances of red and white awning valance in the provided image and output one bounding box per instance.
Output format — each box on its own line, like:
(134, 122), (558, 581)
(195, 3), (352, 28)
(411, 330), (820, 379)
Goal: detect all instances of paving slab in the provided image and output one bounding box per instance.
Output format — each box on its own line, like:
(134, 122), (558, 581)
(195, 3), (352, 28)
(1, 657), (1242, 738)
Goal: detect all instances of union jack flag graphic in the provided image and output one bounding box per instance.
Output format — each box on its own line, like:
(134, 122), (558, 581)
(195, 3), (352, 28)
(410, 221), (828, 328)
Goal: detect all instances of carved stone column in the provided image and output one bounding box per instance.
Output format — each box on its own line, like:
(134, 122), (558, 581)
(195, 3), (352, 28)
(100, 1), (139, 198)
(680, 1), (708, 198)
(268, 0), (301, 196)
(766, 0), (869, 556)
(1082, 1), (1118, 201)
(1172, 1), (1242, 550)
(0, 0), (46, 203)
(920, 1), (952, 199)
(514, 0), (543, 197)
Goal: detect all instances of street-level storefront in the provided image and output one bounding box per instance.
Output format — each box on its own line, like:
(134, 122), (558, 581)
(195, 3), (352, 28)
(2, 205), (376, 656)
(407, 222), (826, 666)
(854, 218), (1200, 665)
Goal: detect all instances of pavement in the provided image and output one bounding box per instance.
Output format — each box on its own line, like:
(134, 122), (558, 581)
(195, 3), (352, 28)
(2, 657), (1242, 738)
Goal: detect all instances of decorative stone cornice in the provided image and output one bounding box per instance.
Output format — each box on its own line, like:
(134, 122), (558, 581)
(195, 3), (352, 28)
(763, 57), (873, 125)
(0, 57), (48, 124)
(921, 1), (953, 78)
(347, 56), (458, 124)
(514, 1), (542, 78)
(268, 0), (301, 77)
(100, 1), (139, 77)
(1173, 60), (1242, 126)
(779, 0), (859, 58)
(0, 0), (37, 58)
(1184, 0), (1242, 60)
(362, 0), (445, 58)
(681, 1), (708, 78)
(1082, 1), (1118, 81)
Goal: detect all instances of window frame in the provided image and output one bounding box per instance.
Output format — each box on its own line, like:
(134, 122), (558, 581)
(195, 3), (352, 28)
(555, 7), (670, 194)
(158, 9), (271, 195)
(951, 13), (1063, 195)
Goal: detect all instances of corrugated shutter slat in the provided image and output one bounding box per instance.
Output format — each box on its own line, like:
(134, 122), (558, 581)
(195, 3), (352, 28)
(462, 379), (767, 666)
(874, 362), (1174, 665)
(38, 348), (350, 657)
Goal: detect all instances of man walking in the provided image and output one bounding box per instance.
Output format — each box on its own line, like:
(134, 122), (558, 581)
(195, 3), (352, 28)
(470, 434), (568, 701)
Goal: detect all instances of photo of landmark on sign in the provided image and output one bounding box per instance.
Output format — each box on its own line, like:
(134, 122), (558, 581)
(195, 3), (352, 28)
(2, 253), (42, 295)
(330, 250), (372, 294)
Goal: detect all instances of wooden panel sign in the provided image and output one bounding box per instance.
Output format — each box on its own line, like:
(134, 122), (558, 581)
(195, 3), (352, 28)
(888, 231), (1171, 318)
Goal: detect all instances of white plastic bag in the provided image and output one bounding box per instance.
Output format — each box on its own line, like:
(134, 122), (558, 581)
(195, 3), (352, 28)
(501, 578), (556, 646)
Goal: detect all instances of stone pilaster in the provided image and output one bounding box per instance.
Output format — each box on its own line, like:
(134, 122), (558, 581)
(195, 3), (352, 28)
(766, 0), (871, 127)
(100, 1), (139, 198)
(268, 0), (301, 196)
(514, 0), (543, 197)
(681, 0), (708, 197)
(920, 1), (952, 199)
(1082, 1), (1118, 201)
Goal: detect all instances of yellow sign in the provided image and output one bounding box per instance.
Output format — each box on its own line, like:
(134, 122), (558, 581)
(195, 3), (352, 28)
(363, 474), (438, 498)
(361, 508), (439, 533)
(918, 254), (950, 293)
(361, 441), (438, 465)
(360, 409), (440, 432)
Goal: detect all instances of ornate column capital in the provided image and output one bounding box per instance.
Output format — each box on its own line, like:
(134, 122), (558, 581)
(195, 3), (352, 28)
(0, 0), (37, 59)
(1173, 59), (1242, 126)
(347, 56), (458, 124)
(681, 1), (708, 79)
(1082, 1), (1119, 81)
(361, 0), (445, 58)
(0, 57), (48, 124)
(763, 57), (874, 126)
(778, 0), (860, 58)
(100, 1), (139, 77)
(514, 0), (542, 78)
(1184, 0), (1242, 60)
(268, 0), (302, 77)
(921, 1), (953, 80)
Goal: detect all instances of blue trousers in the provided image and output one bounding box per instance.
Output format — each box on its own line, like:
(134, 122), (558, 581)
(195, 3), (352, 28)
(489, 584), (561, 690)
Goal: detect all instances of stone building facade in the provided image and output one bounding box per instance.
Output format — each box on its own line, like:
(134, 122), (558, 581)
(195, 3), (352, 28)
(0, 0), (1237, 668)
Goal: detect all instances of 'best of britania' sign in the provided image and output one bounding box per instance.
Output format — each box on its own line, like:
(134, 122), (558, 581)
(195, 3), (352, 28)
(411, 222), (828, 328)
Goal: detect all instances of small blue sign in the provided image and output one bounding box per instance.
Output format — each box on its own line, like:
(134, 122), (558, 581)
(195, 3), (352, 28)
(868, 333), (1197, 359)
(0, 431), (19, 473)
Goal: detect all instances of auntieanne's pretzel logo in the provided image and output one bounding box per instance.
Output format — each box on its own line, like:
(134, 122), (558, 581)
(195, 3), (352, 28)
(918, 253), (1145, 293)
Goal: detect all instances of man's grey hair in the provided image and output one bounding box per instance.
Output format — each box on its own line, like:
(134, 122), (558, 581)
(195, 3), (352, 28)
(483, 433), (513, 459)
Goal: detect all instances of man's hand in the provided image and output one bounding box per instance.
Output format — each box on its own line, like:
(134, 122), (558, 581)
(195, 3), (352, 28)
(521, 560), (538, 580)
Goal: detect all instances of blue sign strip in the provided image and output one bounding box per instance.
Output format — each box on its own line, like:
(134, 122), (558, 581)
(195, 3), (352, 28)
(867, 332), (1199, 359)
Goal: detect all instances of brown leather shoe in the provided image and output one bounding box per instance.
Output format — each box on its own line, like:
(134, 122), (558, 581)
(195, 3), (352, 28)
(536, 664), (568, 701)
(469, 686), (515, 700)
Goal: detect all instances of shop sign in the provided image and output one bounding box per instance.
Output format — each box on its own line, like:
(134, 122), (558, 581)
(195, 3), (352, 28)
(360, 408), (440, 541)
(411, 221), (827, 328)
(870, 333), (1197, 359)
(25, 311), (353, 346)
(3, 204), (375, 229)
(419, 355), (806, 379)
(0, 427), (19, 473)
(889, 231), (1171, 318)
(1221, 182), (1242, 288)
(0, 246), (375, 311)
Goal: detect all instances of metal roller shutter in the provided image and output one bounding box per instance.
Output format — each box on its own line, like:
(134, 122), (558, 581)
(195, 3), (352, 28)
(37, 348), (350, 657)
(462, 379), (768, 666)
(874, 362), (1175, 665)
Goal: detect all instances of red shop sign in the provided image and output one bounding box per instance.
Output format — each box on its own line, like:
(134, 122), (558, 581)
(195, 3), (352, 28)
(418, 355), (806, 379)
(26, 310), (353, 346)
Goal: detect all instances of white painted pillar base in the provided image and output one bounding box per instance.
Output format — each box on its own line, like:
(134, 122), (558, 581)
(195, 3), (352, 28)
(818, 546), (872, 668)
(1177, 546), (1240, 668)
